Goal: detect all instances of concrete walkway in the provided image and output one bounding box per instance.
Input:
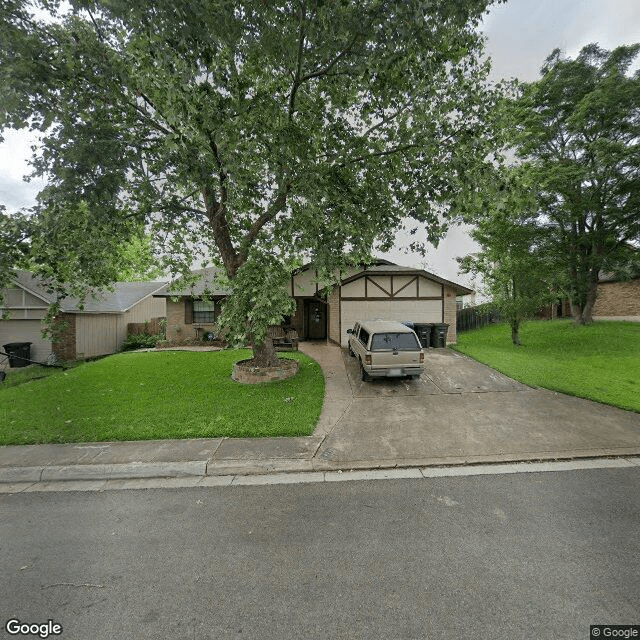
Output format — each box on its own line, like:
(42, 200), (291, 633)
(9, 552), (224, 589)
(1, 342), (639, 490)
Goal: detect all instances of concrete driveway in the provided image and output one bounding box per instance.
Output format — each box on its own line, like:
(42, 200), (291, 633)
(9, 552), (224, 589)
(304, 344), (640, 468)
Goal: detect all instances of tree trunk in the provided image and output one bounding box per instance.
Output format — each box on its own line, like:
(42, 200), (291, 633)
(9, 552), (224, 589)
(511, 319), (521, 346)
(581, 276), (598, 324)
(570, 300), (586, 325)
(252, 337), (279, 368)
(571, 276), (598, 325)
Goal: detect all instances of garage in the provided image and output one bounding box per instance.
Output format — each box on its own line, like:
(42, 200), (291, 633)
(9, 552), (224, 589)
(336, 264), (471, 347)
(0, 285), (53, 367)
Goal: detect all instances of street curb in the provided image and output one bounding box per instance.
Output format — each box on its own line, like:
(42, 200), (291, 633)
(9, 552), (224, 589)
(1, 453), (639, 485)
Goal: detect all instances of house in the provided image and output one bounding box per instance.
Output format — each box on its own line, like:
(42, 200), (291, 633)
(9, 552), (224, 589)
(155, 261), (473, 347)
(539, 273), (640, 321)
(593, 273), (640, 320)
(0, 271), (167, 366)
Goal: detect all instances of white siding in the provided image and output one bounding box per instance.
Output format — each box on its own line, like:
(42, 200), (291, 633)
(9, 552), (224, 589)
(0, 319), (52, 367)
(340, 299), (443, 346)
(75, 314), (119, 359)
(292, 269), (317, 297)
(418, 277), (442, 297)
(367, 276), (392, 297)
(341, 279), (366, 297)
(393, 276), (418, 297)
(119, 296), (166, 346)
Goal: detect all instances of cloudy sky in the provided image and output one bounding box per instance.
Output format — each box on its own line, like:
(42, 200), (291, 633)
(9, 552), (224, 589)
(2, 0), (640, 288)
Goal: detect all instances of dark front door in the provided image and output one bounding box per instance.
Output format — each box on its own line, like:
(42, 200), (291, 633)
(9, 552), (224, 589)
(305, 300), (327, 340)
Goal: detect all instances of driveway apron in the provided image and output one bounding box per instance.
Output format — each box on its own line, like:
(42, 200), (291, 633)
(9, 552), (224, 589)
(312, 346), (640, 467)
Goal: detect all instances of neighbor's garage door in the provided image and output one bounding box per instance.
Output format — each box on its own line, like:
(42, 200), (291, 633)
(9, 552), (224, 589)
(0, 319), (52, 366)
(340, 299), (443, 347)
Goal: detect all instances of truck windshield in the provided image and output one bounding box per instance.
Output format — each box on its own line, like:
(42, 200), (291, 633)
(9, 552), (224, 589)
(370, 332), (421, 351)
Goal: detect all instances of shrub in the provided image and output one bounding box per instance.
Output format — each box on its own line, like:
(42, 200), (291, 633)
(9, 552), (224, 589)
(120, 333), (164, 351)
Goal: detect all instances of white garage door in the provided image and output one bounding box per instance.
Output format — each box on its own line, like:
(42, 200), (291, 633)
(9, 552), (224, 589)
(340, 299), (443, 346)
(0, 320), (52, 367)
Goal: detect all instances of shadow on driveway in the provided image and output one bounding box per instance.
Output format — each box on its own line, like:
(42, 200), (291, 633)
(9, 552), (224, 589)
(315, 348), (640, 467)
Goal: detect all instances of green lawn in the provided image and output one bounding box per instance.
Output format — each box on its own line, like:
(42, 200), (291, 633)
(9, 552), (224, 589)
(452, 320), (640, 413)
(0, 350), (325, 445)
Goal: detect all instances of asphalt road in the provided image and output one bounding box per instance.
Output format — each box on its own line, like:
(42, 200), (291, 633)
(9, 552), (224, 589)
(1, 469), (639, 640)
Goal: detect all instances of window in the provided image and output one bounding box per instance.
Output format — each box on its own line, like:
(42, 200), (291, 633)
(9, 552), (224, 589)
(358, 328), (370, 347)
(370, 332), (421, 351)
(193, 300), (215, 323)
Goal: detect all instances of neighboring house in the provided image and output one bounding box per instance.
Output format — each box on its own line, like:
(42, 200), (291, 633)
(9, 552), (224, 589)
(593, 273), (640, 320)
(0, 271), (167, 366)
(155, 261), (473, 347)
(539, 273), (640, 321)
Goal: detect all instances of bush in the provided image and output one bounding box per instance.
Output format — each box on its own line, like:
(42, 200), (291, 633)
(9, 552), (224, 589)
(120, 333), (164, 351)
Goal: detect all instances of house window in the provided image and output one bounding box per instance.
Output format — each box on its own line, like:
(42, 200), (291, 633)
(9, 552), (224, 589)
(193, 300), (215, 323)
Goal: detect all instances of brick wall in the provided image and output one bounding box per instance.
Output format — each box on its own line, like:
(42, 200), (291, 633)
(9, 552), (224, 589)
(166, 298), (193, 339)
(52, 313), (76, 361)
(327, 288), (340, 344)
(443, 286), (457, 343)
(594, 279), (640, 317)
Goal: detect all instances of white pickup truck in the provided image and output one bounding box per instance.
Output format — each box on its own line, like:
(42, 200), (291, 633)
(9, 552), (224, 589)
(347, 320), (424, 381)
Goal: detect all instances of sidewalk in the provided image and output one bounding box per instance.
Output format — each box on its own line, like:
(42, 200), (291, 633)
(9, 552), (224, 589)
(1, 341), (639, 490)
(0, 342), (356, 488)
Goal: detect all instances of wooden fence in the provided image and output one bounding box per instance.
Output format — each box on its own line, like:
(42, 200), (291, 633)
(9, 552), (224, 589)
(456, 306), (501, 333)
(127, 317), (165, 337)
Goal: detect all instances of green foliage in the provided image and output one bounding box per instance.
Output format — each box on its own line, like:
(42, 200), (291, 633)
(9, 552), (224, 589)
(0, 350), (325, 444)
(119, 333), (164, 351)
(0, 0), (502, 347)
(458, 167), (560, 344)
(0, 207), (32, 315)
(217, 253), (297, 347)
(453, 320), (640, 412)
(504, 44), (640, 323)
(116, 234), (165, 281)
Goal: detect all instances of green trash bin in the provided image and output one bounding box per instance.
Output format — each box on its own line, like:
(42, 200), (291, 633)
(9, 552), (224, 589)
(3, 342), (32, 367)
(430, 324), (449, 348)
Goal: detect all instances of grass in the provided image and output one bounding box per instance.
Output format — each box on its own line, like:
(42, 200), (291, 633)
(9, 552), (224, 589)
(0, 349), (325, 445)
(1, 363), (72, 388)
(452, 320), (640, 413)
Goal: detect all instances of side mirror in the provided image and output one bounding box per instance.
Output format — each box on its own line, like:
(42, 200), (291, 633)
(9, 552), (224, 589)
(346, 329), (353, 334)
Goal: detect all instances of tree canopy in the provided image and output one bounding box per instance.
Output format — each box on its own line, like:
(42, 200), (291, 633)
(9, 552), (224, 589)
(505, 43), (640, 324)
(458, 167), (560, 345)
(1, 0), (501, 361)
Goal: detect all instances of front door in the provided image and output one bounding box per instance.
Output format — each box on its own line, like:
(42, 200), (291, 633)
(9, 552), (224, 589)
(305, 300), (327, 340)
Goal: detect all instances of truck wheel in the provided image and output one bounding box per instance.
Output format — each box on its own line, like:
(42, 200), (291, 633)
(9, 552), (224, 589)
(410, 374), (420, 380)
(360, 361), (371, 382)
(348, 344), (355, 357)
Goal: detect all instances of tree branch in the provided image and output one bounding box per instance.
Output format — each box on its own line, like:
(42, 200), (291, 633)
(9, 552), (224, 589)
(288, 1), (307, 120)
(241, 190), (290, 258)
(298, 32), (359, 84)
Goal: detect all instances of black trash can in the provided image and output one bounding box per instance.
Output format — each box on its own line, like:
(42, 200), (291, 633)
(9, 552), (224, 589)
(412, 323), (433, 348)
(2, 342), (32, 367)
(430, 324), (449, 348)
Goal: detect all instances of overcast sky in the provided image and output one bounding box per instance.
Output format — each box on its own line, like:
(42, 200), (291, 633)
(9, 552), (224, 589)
(2, 0), (640, 289)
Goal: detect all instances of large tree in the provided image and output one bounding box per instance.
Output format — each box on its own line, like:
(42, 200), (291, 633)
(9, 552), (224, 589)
(507, 44), (640, 324)
(459, 168), (561, 345)
(1, 0), (500, 364)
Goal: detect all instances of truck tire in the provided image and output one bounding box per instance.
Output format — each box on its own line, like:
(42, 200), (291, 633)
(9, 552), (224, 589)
(360, 360), (371, 382)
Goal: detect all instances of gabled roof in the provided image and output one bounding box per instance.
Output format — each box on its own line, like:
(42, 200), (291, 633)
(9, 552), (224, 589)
(153, 267), (228, 297)
(342, 262), (474, 296)
(156, 261), (473, 297)
(8, 271), (168, 314)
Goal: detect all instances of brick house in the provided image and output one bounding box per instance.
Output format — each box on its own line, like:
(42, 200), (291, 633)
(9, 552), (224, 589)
(0, 271), (167, 365)
(155, 261), (473, 347)
(593, 274), (640, 320)
(539, 273), (640, 321)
